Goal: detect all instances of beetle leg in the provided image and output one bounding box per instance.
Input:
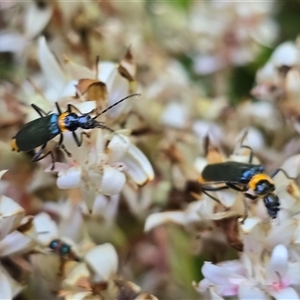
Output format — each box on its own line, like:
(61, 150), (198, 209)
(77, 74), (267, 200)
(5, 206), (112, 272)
(57, 134), (72, 157)
(32, 145), (56, 170)
(201, 190), (221, 203)
(200, 184), (229, 192)
(270, 168), (295, 180)
(55, 102), (62, 115)
(31, 104), (48, 117)
(226, 183), (248, 192)
(240, 197), (249, 224)
(240, 145), (254, 163)
(72, 132), (90, 147)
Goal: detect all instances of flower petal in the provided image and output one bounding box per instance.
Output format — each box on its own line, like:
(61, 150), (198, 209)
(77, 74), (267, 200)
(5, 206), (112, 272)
(93, 165), (126, 196)
(98, 61), (116, 82)
(123, 143), (154, 185)
(278, 154), (300, 179)
(286, 262), (300, 286)
(0, 195), (25, 238)
(107, 134), (130, 163)
(105, 68), (131, 118)
(267, 219), (297, 248)
(0, 273), (11, 297)
(62, 263), (90, 290)
(238, 285), (269, 299)
(64, 291), (92, 300)
(144, 212), (187, 232)
(37, 36), (65, 101)
(0, 31), (28, 53)
(161, 102), (189, 129)
(266, 244), (288, 284)
(0, 231), (34, 257)
(24, 2), (52, 39)
(57, 166), (82, 189)
(269, 287), (300, 300)
(84, 243), (118, 281)
(202, 261), (241, 286)
(64, 58), (95, 80)
(32, 212), (59, 245)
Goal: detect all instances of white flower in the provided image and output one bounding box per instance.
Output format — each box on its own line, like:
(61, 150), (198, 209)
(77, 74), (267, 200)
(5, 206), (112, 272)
(265, 245), (300, 299)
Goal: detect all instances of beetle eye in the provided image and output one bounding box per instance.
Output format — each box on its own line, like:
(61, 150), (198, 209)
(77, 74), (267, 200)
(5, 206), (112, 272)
(60, 244), (71, 255)
(49, 240), (59, 249)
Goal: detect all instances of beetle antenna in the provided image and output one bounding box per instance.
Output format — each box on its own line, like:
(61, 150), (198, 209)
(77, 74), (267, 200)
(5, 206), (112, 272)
(92, 93), (141, 120)
(95, 55), (100, 79)
(96, 122), (129, 145)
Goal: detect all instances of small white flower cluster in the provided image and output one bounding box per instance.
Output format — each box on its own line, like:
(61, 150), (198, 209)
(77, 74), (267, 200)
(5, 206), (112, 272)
(145, 140), (300, 299)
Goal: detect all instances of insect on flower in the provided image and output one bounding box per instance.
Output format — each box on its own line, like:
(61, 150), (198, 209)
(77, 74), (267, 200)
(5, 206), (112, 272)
(11, 93), (141, 169)
(198, 145), (294, 220)
(48, 239), (81, 262)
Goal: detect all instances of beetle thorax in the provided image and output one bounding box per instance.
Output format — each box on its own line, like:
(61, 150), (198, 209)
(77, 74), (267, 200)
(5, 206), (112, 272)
(64, 113), (80, 131)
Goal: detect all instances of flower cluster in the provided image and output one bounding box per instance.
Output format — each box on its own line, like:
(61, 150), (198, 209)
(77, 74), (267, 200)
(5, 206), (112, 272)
(0, 1), (299, 299)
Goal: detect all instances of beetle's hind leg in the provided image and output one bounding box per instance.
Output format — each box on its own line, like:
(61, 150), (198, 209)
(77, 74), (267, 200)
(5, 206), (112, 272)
(57, 134), (72, 157)
(32, 144), (56, 171)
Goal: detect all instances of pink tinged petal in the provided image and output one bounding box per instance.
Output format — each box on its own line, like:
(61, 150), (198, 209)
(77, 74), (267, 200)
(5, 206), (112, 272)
(24, 2), (52, 39)
(84, 243), (118, 281)
(57, 166), (82, 189)
(0, 195), (25, 239)
(123, 143), (154, 185)
(238, 285), (270, 300)
(202, 261), (243, 287)
(0, 231), (35, 256)
(37, 36), (65, 101)
(266, 245), (288, 285)
(269, 287), (300, 300)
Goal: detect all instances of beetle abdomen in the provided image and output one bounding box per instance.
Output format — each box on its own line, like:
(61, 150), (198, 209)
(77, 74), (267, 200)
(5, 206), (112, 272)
(15, 114), (60, 152)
